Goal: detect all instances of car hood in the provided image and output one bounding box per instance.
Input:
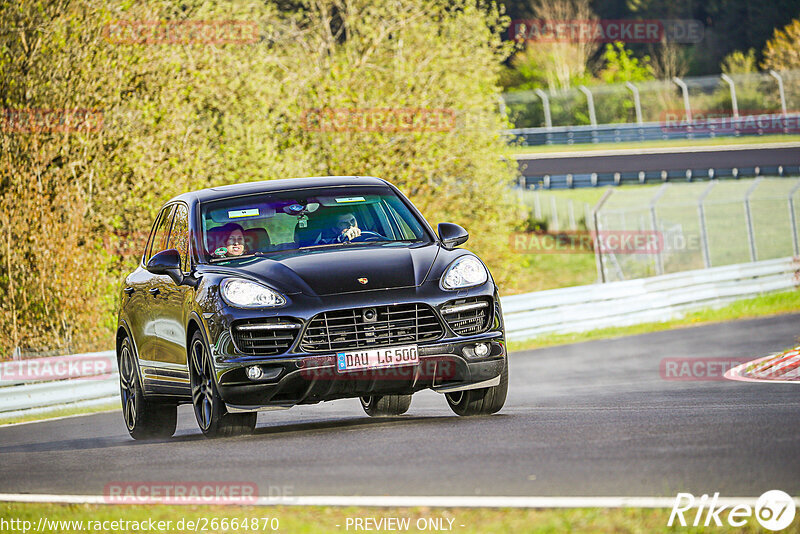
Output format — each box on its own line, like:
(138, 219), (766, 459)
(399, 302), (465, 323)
(218, 243), (440, 296)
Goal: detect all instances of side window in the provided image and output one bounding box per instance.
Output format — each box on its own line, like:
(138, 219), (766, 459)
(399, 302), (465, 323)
(168, 204), (190, 272)
(385, 202), (416, 240)
(146, 205), (176, 263)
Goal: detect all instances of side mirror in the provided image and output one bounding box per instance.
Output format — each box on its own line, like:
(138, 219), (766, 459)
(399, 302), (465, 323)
(146, 249), (184, 285)
(437, 222), (469, 250)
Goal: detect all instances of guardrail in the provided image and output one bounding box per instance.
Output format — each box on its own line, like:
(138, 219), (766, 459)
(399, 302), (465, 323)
(521, 165), (800, 190)
(1, 257), (796, 419)
(502, 257), (798, 340)
(506, 114), (800, 146)
(0, 351), (118, 420)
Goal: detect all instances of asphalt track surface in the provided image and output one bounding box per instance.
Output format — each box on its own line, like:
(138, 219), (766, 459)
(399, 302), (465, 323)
(516, 145), (800, 176)
(1, 314), (799, 498)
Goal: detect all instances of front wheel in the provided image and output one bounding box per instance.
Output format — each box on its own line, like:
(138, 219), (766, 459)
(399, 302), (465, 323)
(189, 331), (256, 438)
(360, 394), (412, 416)
(445, 359), (508, 416)
(119, 337), (177, 440)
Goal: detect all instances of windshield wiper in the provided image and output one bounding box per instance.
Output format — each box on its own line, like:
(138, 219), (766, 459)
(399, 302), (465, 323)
(208, 253), (259, 263)
(296, 243), (345, 251)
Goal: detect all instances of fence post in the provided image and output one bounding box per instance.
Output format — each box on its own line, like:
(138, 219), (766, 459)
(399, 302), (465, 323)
(697, 180), (718, 268)
(673, 77), (692, 122)
(593, 189), (614, 283)
(568, 200), (576, 230)
(720, 74), (738, 119)
(789, 180), (800, 256)
(744, 178), (763, 262)
(769, 70), (787, 116)
(535, 89), (553, 130)
(550, 196), (560, 232)
(625, 82), (643, 125)
(649, 184), (669, 275)
(585, 202), (593, 230)
(578, 85), (597, 127)
(534, 192), (542, 219)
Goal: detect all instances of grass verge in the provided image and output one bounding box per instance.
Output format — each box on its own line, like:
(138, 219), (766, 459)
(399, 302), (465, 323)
(0, 503), (786, 533)
(508, 289), (800, 353)
(0, 402), (119, 427)
(505, 134), (800, 155)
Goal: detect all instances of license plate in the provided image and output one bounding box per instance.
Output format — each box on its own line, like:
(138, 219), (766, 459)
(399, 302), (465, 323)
(336, 345), (419, 373)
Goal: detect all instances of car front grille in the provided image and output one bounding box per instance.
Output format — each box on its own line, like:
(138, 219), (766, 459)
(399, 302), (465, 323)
(231, 319), (301, 356)
(441, 297), (492, 336)
(299, 303), (443, 352)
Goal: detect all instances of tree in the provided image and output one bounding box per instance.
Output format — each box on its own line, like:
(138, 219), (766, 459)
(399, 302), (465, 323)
(512, 0), (599, 91)
(762, 18), (800, 71)
(0, 0), (524, 356)
(597, 42), (655, 84)
(721, 49), (758, 74)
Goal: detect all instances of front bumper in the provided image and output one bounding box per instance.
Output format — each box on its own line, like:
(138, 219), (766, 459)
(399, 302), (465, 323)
(202, 283), (506, 411)
(217, 332), (506, 411)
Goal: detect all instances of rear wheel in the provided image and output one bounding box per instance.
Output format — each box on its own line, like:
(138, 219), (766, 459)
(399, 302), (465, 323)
(360, 394), (412, 417)
(189, 331), (256, 438)
(119, 337), (177, 440)
(446, 359), (508, 416)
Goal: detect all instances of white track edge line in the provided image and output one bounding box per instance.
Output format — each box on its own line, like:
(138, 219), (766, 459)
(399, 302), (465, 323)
(2, 494), (798, 508)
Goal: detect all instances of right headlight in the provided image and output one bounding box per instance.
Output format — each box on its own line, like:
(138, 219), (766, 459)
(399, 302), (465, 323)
(441, 255), (488, 290)
(221, 278), (286, 308)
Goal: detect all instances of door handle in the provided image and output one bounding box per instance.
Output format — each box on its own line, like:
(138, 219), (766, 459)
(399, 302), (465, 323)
(123, 287), (135, 295)
(148, 287), (160, 296)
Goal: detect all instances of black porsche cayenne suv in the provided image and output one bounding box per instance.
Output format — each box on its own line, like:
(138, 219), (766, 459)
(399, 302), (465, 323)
(116, 176), (508, 439)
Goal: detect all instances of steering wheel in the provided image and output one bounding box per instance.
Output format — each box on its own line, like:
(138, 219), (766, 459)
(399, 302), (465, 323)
(349, 230), (387, 242)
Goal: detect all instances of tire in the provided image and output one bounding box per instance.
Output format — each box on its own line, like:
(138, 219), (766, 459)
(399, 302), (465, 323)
(445, 358), (508, 416)
(360, 394), (412, 417)
(118, 337), (177, 440)
(189, 331), (256, 438)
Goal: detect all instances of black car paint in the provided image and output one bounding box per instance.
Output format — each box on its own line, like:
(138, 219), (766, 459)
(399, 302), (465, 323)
(117, 176), (506, 410)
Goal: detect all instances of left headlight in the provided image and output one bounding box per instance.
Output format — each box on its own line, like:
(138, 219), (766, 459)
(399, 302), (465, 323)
(441, 255), (488, 290)
(221, 278), (286, 308)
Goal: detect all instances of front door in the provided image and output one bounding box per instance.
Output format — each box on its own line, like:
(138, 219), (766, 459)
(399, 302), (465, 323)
(147, 203), (193, 396)
(136, 205), (175, 365)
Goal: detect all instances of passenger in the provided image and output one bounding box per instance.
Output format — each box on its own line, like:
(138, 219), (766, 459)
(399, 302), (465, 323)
(212, 223), (247, 257)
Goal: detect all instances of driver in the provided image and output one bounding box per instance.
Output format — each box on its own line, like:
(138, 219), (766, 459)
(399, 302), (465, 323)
(333, 212), (361, 242)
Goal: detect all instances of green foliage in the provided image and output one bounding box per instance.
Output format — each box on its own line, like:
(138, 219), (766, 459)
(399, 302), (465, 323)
(762, 18), (800, 71)
(721, 49), (758, 74)
(596, 42), (655, 84)
(0, 0), (523, 356)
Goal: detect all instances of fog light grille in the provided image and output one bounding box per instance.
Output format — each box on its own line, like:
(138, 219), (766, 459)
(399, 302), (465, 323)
(441, 298), (491, 336)
(231, 319), (300, 356)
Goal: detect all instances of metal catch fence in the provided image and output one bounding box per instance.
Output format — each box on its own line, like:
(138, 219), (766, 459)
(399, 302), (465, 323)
(593, 177), (800, 281)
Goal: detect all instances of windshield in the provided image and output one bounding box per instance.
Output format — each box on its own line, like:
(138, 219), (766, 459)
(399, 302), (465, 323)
(199, 185), (431, 262)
